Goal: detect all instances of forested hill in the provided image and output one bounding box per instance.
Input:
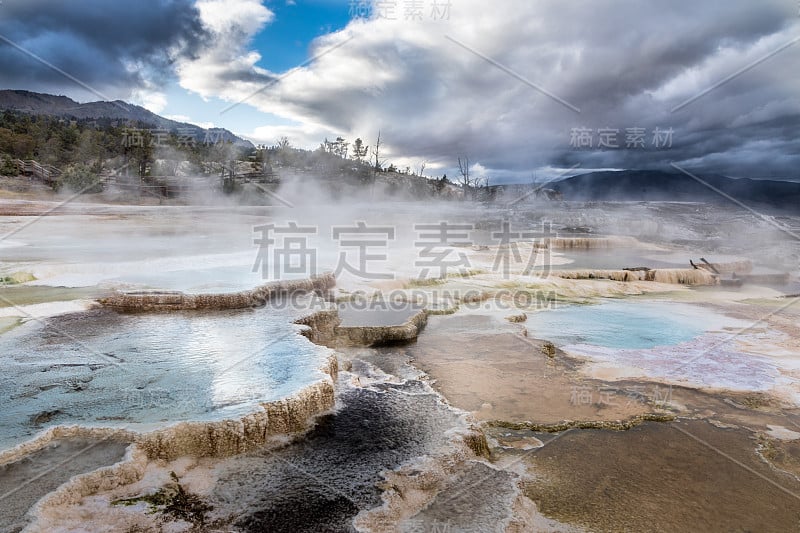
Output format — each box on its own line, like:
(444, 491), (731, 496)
(0, 89), (251, 148)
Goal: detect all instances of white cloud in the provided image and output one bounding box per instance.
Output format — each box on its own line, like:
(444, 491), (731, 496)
(244, 122), (334, 149)
(195, 0), (273, 35)
(178, 0), (276, 102)
(470, 162), (487, 181)
(164, 114), (192, 122)
(130, 87), (168, 114)
(164, 114), (216, 129)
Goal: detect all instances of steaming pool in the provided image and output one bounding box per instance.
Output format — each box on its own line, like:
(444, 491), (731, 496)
(528, 299), (783, 392)
(526, 299), (734, 349)
(0, 304), (333, 451)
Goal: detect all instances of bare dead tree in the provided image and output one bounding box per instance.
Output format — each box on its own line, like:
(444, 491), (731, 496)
(372, 130), (385, 172)
(370, 130), (386, 198)
(457, 156), (475, 199)
(457, 156), (469, 185)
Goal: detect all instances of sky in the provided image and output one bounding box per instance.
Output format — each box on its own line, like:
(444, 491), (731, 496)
(0, 0), (799, 183)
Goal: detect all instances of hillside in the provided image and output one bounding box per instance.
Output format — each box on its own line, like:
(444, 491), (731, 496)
(553, 170), (800, 212)
(0, 90), (252, 148)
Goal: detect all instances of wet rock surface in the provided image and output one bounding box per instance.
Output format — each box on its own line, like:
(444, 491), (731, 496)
(211, 370), (467, 532)
(399, 462), (519, 533)
(335, 305), (428, 347)
(0, 437), (129, 533)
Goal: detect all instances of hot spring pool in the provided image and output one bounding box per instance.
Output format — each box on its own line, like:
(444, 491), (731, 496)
(0, 304), (333, 451)
(526, 299), (781, 392)
(527, 299), (736, 350)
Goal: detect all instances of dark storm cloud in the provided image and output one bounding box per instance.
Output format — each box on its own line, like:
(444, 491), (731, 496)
(0, 0), (207, 99)
(10, 0), (794, 179)
(554, 2), (794, 110)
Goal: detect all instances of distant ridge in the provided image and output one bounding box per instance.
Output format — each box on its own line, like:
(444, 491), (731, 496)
(0, 89), (253, 148)
(553, 170), (800, 212)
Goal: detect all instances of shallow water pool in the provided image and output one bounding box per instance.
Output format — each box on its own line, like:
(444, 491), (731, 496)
(0, 305), (332, 451)
(337, 302), (422, 327)
(527, 299), (734, 350)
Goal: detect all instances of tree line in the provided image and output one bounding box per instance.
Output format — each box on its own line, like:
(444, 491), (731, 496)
(0, 111), (250, 179)
(0, 111), (488, 199)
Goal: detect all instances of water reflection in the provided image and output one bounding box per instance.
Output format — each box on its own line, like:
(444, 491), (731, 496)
(0, 305), (332, 450)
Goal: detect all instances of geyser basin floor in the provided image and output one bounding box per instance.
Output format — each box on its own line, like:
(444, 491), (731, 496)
(403, 313), (657, 424)
(404, 299), (800, 531)
(0, 304), (333, 451)
(404, 293), (800, 418)
(3, 200), (799, 532)
(522, 419), (800, 532)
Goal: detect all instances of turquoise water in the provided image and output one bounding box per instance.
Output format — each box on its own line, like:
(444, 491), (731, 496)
(527, 300), (717, 349)
(0, 305), (332, 451)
